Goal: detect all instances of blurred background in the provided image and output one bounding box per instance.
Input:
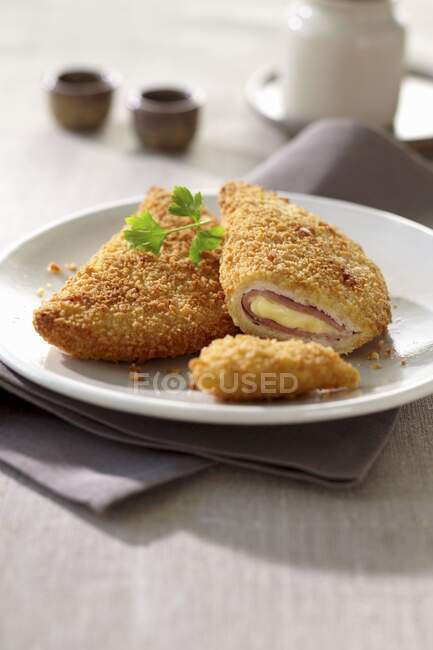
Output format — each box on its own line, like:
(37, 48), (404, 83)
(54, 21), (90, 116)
(1, 0), (433, 244)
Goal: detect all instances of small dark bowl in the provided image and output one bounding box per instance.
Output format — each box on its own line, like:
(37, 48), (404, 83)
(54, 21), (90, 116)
(128, 86), (205, 152)
(44, 68), (120, 132)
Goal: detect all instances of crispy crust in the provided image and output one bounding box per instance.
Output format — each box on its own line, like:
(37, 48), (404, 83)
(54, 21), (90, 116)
(189, 334), (360, 401)
(219, 182), (391, 354)
(33, 187), (237, 361)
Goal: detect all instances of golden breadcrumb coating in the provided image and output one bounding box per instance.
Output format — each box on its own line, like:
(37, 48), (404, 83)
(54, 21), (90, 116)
(189, 334), (360, 402)
(33, 187), (237, 362)
(219, 181), (391, 354)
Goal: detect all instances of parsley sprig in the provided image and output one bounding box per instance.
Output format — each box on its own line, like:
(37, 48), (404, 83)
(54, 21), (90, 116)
(124, 186), (224, 265)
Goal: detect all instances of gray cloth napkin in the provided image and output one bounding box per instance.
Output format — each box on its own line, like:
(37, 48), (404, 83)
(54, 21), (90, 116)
(0, 363), (397, 510)
(2, 117), (430, 509)
(0, 388), (212, 511)
(247, 118), (433, 227)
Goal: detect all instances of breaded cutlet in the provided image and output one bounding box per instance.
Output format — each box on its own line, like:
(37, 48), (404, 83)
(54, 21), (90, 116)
(189, 334), (360, 401)
(219, 181), (391, 354)
(33, 186), (237, 361)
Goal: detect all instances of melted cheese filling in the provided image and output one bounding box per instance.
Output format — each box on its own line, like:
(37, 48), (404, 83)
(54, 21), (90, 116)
(249, 296), (338, 335)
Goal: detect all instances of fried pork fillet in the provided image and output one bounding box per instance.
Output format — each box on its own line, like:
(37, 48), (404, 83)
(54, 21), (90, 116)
(219, 182), (391, 354)
(189, 335), (360, 402)
(33, 187), (237, 362)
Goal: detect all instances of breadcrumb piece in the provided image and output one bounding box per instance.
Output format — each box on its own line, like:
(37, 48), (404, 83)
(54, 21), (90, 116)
(189, 334), (360, 402)
(65, 263), (78, 272)
(378, 340), (385, 347)
(367, 351), (380, 361)
(46, 283), (53, 289)
(371, 363), (382, 370)
(401, 359), (408, 366)
(36, 287), (45, 297)
(47, 262), (61, 273)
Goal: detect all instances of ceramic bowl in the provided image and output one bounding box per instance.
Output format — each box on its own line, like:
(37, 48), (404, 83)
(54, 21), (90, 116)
(44, 68), (120, 131)
(128, 86), (205, 151)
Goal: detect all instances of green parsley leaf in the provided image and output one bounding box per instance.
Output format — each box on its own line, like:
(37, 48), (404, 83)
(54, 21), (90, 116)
(189, 226), (225, 265)
(124, 187), (224, 264)
(169, 186), (203, 223)
(124, 210), (168, 254)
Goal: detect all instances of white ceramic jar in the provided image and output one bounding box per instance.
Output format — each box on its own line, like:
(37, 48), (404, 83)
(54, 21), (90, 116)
(282, 0), (406, 126)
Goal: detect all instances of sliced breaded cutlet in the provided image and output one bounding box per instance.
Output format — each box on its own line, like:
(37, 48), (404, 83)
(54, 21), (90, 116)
(33, 186), (237, 362)
(189, 335), (360, 401)
(219, 181), (391, 354)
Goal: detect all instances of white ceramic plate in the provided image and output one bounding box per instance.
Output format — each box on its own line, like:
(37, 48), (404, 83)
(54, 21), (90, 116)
(1, 192), (433, 425)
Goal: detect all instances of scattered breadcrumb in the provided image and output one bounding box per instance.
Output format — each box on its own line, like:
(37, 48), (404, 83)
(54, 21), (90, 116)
(383, 347), (393, 358)
(371, 363), (382, 370)
(36, 287), (45, 297)
(168, 368), (181, 375)
(189, 334), (360, 402)
(378, 340), (385, 347)
(47, 262), (61, 273)
(65, 263), (78, 272)
(46, 283), (53, 289)
(367, 351), (380, 361)
(401, 359), (408, 366)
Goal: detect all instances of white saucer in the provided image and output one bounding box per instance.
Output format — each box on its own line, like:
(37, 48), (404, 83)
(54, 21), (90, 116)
(1, 192), (433, 425)
(246, 66), (433, 150)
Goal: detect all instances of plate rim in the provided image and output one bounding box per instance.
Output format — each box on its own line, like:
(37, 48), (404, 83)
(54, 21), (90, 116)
(1, 191), (433, 426)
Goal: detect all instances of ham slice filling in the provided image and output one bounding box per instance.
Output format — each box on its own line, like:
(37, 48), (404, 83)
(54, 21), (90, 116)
(241, 289), (353, 342)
